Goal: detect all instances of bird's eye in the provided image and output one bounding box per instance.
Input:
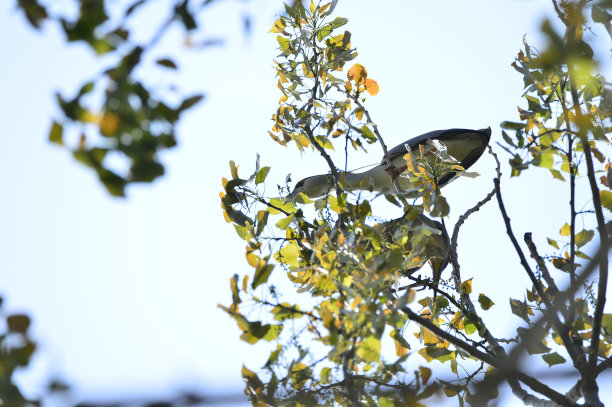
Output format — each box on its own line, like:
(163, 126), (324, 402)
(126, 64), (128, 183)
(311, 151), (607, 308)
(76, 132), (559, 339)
(295, 180), (304, 189)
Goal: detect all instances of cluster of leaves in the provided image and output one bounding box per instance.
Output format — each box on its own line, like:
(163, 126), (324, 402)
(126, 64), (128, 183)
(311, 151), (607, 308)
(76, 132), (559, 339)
(492, 0), (612, 405)
(17, 0), (235, 196)
(220, 1), (612, 406)
(220, 2), (507, 406)
(0, 298), (40, 406)
(500, 0), (611, 365)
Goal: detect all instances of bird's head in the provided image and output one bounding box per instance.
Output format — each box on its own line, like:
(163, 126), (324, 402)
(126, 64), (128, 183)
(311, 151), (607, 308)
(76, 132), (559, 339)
(285, 174), (334, 202)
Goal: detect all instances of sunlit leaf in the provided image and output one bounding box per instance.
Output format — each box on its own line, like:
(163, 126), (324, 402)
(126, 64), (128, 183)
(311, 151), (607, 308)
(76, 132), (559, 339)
(364, 78), (379, 95)
(575, 229), (594, 248)
(461, 279), (472, 295)
(357, 336), (381, 362)
(600, 190), (612, 211)
(255, 166), (270, 184)
(275, 243), (299, 267)
(560, 223), (571, 236)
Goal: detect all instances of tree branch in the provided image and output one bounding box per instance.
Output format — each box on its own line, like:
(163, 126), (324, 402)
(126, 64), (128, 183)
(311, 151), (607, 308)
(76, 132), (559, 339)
(403, 307), (576, 406)
(473, 243), (610, 404)
(494, 175), (582, 366)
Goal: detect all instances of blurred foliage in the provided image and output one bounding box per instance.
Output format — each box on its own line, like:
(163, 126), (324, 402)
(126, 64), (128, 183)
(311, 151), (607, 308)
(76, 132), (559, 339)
(221, 0), (612, 406)
(0, 297), (40, 406)
(17, 0), (244, 196)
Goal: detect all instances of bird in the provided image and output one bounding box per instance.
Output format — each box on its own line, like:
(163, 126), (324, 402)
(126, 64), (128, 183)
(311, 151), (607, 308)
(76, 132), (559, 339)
(286, 127), (491, 200)
(381, 211), (450, 302)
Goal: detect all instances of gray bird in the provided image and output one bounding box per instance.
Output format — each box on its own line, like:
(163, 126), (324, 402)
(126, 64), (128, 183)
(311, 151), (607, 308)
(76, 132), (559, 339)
(382, 212), (450, 301)
(286, 127), (491, 200)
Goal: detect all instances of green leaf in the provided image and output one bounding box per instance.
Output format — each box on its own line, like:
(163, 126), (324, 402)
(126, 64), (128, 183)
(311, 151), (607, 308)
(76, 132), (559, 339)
(379, 397), (394, 407)
(276, 214), (295, 230)
(17, 0), (48, 28)
(510, 298), (531, 323)
(252, 262), (274, 289)
(547, 237), (559, 249)
(49, 121), (64, 145)
(602, 314), (612, 335)
(500, 121), (526, 131)
(277, 35), (290, 54)
(501, 130), (515, 147)
(532, 150), (554, 169)
(549, 169), (565, 181)
(478, 293), (495, 310)
(575, 229), (594, 248)
(356, 336), (381, 362)
(316, 24), (333, 41)
(255, 210), (269, 236)
(464, 322), (477, 335)
(268, 198), (296, 214)
(329, 17), (348, 29)
(360, 125), (376, 142)
(542, 352), (566, 366)
(234, 224), (252, 240)
(178, 94), (204, 112)
(255, 166), (270, 184)
(156, 58), (178, 69)
(600, 190), (612, 211)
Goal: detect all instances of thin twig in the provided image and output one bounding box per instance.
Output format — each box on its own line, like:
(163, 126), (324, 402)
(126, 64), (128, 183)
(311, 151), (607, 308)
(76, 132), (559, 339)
(523, 232), (560, 296)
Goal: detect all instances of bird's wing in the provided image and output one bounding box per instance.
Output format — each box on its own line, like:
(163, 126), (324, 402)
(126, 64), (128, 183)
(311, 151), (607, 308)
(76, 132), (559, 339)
(384, 129), (450, 163)
(383, 128), (491, 167)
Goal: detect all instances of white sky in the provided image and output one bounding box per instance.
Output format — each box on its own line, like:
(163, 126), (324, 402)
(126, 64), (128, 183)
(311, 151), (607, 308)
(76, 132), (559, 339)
(1, 0), (610, 406)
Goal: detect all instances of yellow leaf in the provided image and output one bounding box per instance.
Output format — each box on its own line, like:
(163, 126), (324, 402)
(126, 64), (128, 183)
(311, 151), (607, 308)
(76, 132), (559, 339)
(246, 252), (261, 268)
(309, 0), (316, 14)
(357, 336), (381, 362)
(394, 341), (408, 357)
(275, 243), (300, 267)
(461, 278), (473, 295)
(560, 223), (571, 236)
(100, 112), (120, 135)
(269, 18), (286, 33)
(319, 2), (331, 13)
(355, 107), (364, 121)
(422, 328), (439, 345)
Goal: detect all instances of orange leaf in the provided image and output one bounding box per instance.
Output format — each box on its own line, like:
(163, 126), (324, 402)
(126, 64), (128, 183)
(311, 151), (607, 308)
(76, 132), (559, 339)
(364, 78), (379, 95)
(347, 63), (367, 84)
(419, 366), (432, 385)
